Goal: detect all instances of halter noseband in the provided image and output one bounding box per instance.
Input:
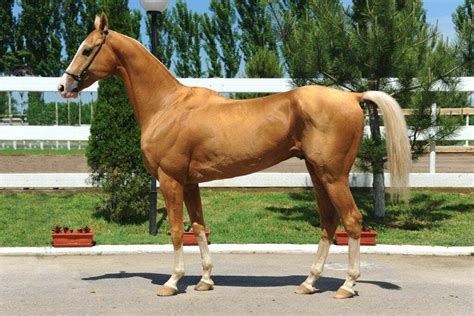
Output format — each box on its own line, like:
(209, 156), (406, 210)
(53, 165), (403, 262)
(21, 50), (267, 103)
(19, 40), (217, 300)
(65, 32), (108, 83)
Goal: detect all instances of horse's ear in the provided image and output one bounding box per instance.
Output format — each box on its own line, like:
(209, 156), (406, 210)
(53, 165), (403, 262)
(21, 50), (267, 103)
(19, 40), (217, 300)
(94, 13), (109, 33)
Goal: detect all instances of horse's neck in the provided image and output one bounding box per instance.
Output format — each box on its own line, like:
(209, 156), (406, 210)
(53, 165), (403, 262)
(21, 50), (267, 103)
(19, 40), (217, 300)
(109, 31), (184, 128)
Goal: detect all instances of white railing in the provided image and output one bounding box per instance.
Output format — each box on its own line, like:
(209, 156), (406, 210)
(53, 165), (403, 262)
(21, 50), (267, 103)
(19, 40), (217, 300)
(1, 76), (473, 92)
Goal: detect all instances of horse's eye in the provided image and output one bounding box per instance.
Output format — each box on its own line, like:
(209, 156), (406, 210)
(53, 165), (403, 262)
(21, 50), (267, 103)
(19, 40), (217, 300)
(82, 48), (92, 57)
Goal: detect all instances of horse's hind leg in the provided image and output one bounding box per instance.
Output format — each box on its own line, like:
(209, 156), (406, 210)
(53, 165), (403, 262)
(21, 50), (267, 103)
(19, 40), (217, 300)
(184, 183), (214, 291)
(296, 162), (339, 294)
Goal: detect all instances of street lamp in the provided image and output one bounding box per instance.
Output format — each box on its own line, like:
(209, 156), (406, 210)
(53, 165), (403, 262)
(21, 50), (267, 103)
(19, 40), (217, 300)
(140, 0), (169, 236)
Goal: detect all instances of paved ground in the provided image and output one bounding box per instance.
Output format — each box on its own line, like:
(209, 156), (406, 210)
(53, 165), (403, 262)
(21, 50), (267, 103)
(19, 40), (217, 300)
(1, 253), (472, 315)
(0, 153), (473, 173)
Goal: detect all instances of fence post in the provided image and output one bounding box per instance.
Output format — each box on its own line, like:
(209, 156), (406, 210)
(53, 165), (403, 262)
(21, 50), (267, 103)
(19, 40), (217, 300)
(55, 102), (58, 125)
(465, 113), (469, 147)
(429, 103), (437, 174)
(79, 94), (82, 125)
(8, 92), (12, 125)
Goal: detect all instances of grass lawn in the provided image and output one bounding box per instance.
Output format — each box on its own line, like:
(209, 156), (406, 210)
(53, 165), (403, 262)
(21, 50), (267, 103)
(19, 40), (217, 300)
(0, 149), (85, 155)
(0, 189), (472, 247)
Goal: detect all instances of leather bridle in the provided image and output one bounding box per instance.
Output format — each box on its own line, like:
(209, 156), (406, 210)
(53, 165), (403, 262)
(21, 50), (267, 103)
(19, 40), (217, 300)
(65, 32), (108, 83)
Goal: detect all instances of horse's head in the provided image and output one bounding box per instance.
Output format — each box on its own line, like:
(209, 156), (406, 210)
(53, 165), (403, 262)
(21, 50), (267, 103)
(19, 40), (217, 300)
(58, 13), (116, 98)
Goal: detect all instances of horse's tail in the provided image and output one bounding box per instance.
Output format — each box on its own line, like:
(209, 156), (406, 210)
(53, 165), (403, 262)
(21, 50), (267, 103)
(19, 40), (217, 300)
(358, 91), (411, 201)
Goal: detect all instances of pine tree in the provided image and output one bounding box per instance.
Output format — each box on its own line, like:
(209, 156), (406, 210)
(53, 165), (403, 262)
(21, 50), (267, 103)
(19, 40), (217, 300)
(452, 0), (473, 76)
(276, 0), (465, 219)
(171, 0), (202, 77)
(86, 0), (148, 223)
(209, 0), (240, 78)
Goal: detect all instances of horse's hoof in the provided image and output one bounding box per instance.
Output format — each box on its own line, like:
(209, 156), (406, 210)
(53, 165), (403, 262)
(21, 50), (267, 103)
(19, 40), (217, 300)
(157, 286), (178, 296)
(295, 283), (317, 294)
(333, 287), (356, 299)
(194, 280), (214, 291)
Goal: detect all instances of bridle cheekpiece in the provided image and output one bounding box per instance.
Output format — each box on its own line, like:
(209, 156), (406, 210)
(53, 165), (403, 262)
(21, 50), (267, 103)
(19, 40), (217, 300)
(65, 32), (108, 83)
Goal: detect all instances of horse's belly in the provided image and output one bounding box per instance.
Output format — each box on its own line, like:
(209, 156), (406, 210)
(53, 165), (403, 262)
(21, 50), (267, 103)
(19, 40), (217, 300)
(186, 149), (293, 183)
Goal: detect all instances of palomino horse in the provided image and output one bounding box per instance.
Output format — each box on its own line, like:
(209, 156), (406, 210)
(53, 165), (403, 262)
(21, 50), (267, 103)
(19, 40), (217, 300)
(59, 14), (411, 298)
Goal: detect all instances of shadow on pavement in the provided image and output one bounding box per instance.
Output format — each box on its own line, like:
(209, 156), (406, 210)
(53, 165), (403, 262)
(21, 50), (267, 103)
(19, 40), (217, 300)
(82, 272), (401, 293)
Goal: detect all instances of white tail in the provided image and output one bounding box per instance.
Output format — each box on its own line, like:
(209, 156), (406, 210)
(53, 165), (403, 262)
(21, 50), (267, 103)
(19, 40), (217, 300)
(361, 91), (411, 201)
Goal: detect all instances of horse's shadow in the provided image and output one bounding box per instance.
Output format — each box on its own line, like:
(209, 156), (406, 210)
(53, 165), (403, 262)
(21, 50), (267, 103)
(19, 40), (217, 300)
(82, 272), (401, 294)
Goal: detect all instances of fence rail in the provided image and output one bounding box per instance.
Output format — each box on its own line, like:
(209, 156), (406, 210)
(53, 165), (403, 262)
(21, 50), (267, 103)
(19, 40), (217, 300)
(1, 173), (472, 189)
(1, 76), (474, 92)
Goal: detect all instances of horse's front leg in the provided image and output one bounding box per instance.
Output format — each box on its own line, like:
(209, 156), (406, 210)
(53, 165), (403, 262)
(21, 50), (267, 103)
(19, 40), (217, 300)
(184, 183), (214, 291)
(157, 169), (185, 296)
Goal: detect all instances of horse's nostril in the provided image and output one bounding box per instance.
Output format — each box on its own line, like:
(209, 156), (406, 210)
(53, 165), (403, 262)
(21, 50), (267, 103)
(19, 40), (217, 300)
(58, 84), (64, 92)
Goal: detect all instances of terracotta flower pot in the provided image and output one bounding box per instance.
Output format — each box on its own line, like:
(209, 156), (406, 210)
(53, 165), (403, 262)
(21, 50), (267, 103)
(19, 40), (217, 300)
(335, 229), (377, 246)
(51, 231), (95, 247)
(182, 230), (210, 246)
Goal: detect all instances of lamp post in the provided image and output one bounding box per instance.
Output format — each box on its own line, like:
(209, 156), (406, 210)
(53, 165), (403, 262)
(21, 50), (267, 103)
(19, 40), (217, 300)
(140, 0), (169, 236)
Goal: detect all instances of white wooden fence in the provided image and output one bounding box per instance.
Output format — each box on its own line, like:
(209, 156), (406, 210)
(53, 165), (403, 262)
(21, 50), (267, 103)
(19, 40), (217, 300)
(0, 76), (473, 188)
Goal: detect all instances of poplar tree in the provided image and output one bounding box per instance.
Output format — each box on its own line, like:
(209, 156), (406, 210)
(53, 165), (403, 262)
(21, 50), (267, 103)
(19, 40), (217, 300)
(171, 0), (202, 77)
(0, 0), (17, 75)
(17, 0), (63, 76)
(209, 0), (240, 78)
(235, 0), (277, 62)
(0, 0), (17, 117)
(86, 0), (147, 223)
(62, 0), (98, 61)
(276, 0), (465, 219)
(201, 12), (223, 77)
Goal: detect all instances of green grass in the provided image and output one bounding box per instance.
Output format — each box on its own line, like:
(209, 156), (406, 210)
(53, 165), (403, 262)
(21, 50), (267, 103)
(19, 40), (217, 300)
(0, 189), (472, 247)
(0, 149), (85, 155)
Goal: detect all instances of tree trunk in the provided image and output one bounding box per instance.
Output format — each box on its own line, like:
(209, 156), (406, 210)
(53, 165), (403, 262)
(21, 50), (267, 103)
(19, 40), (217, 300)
(368, 102), (386, 219)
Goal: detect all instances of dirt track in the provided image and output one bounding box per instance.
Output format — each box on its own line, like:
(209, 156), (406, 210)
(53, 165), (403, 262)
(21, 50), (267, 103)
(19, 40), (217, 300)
(0, 153), (472, 173)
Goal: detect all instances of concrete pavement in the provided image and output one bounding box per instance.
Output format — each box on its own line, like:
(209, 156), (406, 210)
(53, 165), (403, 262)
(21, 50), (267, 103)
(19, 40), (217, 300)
(1, 253), (472, 315)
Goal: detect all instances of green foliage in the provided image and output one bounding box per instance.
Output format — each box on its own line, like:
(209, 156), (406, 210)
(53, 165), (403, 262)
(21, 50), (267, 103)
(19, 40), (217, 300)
(86, 1), (149, 224)
(245, 47), (283, 78)
(26, 98), (94, 126)
(452, 0), (473, 75)
(209, 0), (240, 78)
(145, 11), (174, 69)
(0, 92), (17, 117)
(0, 0), (18, 74)
(171, 0), (203, 77)
(17, 0), (63, 76)
(201, 13), (222, 77)
(356, 136), (387, 173)
(235, 0), (277, 63)
(61, 0), (98, 61)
